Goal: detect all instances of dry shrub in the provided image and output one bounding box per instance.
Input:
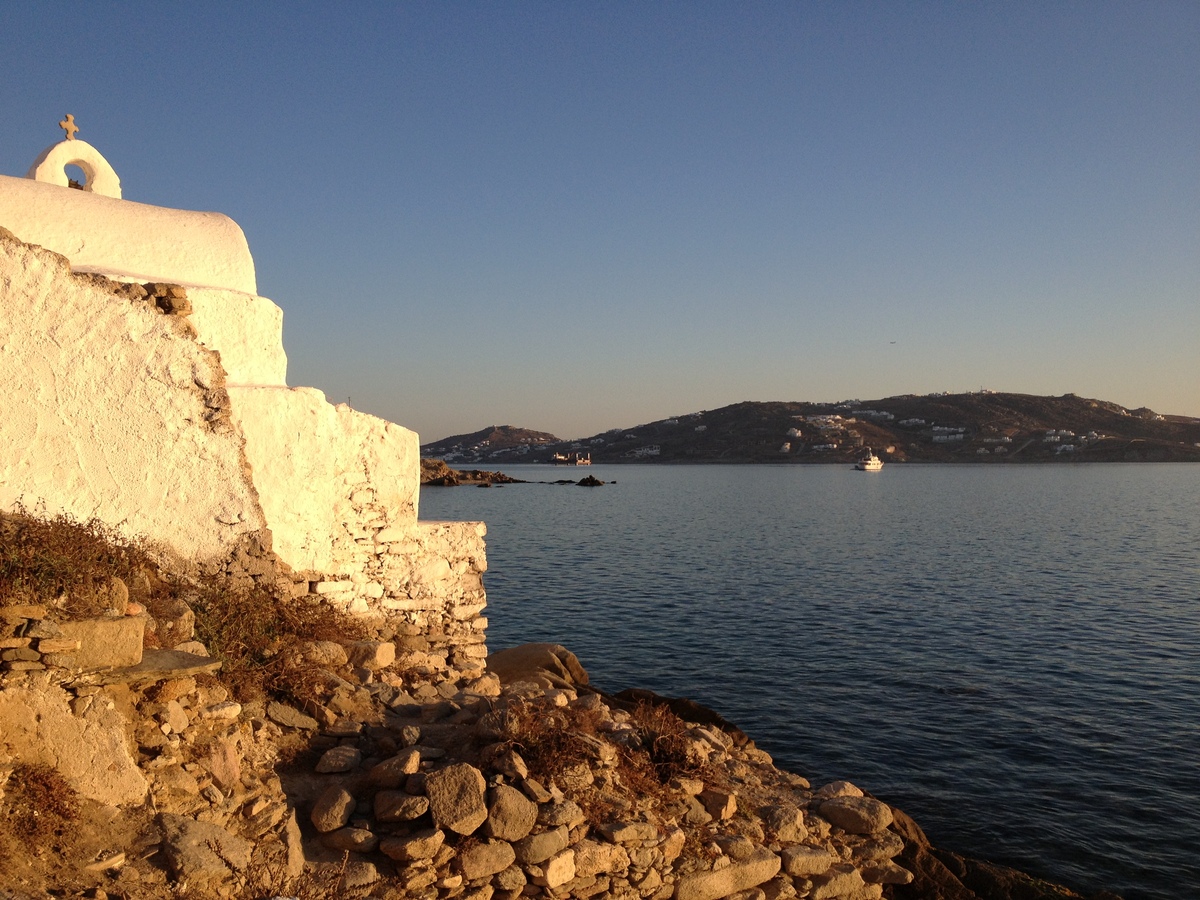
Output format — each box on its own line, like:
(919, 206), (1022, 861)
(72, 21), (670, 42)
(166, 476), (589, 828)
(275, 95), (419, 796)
(496, 696), (606, 778)
(497, 695), (709, 786)
(0, 508), (372, 708)
(627, 700), (711, 784)
(493, 695), (714, 824)
(0, 508), (160, 616)
(0, 763), (80, 844)
(186, 578), (368, 704)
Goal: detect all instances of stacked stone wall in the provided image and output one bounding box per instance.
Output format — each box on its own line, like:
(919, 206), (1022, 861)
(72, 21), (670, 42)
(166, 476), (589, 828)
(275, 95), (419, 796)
(304, 520), (488, 684)
(0, 604), (147, 676)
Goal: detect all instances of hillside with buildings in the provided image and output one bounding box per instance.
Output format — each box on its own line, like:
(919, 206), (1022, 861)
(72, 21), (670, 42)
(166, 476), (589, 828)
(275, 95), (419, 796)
(425, 393), (1200, 467)
(422, 426), (562, 462)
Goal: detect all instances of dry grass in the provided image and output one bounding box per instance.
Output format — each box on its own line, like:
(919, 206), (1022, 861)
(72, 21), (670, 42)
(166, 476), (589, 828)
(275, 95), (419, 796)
(181, 578), (369, 705)
(626, 700), (712, 783)
(496, 696), (607, 775)
(497, 695), (710, 785)
(493, 695), (714, 824)
(0, 763), (80, 856)
(0, 508), (368, 707)
(152, 532), (373, 708)
(0, 508), (160, 616)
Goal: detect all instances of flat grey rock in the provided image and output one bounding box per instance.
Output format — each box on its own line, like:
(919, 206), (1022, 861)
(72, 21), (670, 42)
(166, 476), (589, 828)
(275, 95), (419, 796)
(159, 813), (251, 883)
(267, 700), (318, 730)
(95, 648), (221, 684)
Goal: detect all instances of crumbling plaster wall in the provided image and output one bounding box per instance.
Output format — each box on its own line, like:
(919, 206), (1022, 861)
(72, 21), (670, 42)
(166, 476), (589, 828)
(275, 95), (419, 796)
(230, 383), (489, 680)
(0, 232), (268, 564)
(228, 385), (420, 574)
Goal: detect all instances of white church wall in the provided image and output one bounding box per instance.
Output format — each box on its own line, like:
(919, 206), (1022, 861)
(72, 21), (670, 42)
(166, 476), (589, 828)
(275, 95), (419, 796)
(188, 288), (288, 386)
(227, 385), (420, 576)
(2, 128), (490, 686)
(0, 232), (268, 564)
(0, 173), (257, 294)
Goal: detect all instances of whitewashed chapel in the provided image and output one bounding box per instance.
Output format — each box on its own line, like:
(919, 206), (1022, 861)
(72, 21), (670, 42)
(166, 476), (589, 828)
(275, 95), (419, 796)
(0, 120), (488, 683)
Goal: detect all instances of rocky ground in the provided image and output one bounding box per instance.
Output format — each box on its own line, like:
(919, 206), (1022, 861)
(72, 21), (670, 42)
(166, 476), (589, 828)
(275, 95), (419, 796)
(421, 460), (604, 489)
(0, 635), (1120, 900)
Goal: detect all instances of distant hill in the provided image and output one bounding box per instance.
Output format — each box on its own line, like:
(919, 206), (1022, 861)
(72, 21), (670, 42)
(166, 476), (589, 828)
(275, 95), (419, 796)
(421, 425), (560, 461)
(425, 393), (1200, 465)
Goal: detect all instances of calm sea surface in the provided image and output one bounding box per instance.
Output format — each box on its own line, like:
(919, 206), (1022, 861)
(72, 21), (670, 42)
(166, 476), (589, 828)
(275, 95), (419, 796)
(420, 464), (1200, 900)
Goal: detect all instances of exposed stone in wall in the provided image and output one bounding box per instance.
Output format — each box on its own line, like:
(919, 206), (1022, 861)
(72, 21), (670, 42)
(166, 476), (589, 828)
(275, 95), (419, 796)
(305, 520), (489, 683)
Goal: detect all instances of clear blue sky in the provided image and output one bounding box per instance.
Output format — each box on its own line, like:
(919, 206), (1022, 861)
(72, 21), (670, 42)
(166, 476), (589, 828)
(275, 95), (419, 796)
(3, 2), (1197, 441)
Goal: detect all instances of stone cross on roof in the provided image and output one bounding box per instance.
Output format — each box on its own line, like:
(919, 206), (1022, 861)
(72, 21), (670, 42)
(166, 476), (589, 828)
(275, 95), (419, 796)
(59, 114), (79, 141)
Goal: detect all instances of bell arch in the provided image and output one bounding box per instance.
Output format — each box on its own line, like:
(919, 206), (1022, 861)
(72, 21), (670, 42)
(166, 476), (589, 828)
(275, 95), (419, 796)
(26, 139), (123, 199)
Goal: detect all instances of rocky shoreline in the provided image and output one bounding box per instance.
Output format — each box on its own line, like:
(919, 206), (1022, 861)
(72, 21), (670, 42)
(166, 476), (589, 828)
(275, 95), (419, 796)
(0, 511), (1116, 900)
(0, 622), (1119, 900)
(421, 460), (528, 487)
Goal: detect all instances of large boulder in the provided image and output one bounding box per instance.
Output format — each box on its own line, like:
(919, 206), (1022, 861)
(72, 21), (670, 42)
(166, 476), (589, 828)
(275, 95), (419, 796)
(0, 685), (146, 806)
(58, 616), (145, 668)
(819, 795), (894, 834)
(486, 643), (590, 690)
(673, 847), (781, 900)
(484, 784), (538, 841)
(425, 763), (488, 835)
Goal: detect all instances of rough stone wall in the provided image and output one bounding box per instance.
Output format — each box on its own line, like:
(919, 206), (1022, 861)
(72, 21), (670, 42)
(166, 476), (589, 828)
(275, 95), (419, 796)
(377, 521), (488, 676)
(1, 603), (148, 675)
(0, 231), (269, 566)
(283, 520), (488, 682)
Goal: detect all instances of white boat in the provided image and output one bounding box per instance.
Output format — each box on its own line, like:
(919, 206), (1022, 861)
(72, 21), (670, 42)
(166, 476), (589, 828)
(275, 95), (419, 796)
(855, 449), (883, 471)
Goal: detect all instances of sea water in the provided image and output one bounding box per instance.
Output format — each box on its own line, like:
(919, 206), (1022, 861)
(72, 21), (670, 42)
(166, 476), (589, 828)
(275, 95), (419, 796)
(420, 464), (1200, 900)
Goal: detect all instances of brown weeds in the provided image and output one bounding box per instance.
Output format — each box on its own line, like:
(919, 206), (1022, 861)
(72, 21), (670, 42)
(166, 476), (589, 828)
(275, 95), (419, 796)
(627, 700), (711, 783)
(0, 508), (368, 708)
(0, 508), (159, 616)
(492, 695), (714, 826)
(496, 696), (605, 777)
(185, 578), (368, 704)
(0, 763), (80, 844)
